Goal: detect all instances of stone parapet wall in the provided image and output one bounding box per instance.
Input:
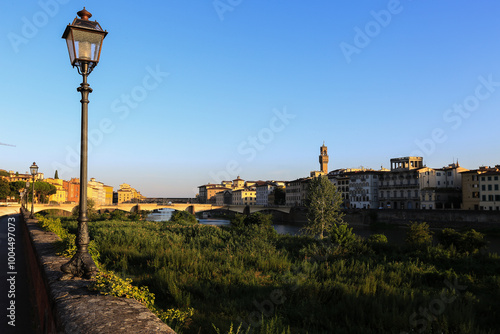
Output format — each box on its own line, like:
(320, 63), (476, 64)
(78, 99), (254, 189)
(20, 209), (175, 334)
(344, 209), (500, 228)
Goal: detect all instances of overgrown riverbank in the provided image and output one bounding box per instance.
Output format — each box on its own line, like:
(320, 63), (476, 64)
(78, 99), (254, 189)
(42, 212), (500, 333)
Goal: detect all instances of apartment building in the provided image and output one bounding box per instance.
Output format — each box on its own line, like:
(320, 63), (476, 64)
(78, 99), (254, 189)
(64, 178), (80, 203)
(285, 178), (311, 206)
(328, 169), (352, 208)
(255, 181), (286, 206)
(88, 178), (106, 205)
(479, 169), (500, 210)
(379, 157), (424, 209)
(117, 183), (143, 203)
(45, 178), (68, 203)
(104, 185), (114, 205)
(348, 170), (386, 209)
(420, 163), (468, 209)
(232, 188), (256, 206)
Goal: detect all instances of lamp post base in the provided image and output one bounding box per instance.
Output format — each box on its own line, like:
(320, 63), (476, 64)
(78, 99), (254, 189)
(60, 250), (98, 279)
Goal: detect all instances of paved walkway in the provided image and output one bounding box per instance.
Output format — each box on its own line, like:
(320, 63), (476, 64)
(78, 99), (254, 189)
(0, 214), (37, 333)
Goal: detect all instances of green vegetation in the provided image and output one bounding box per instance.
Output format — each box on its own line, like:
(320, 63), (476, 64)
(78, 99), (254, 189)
(170, 210), (198, 225)
(39, 211), (500, 334)
(0, 178), (10, 200)
(438, 228), (488, 253)
(33, 181), (57, 203)
(302, 175), (344, 239)
(36, 214), (194, 332)
(406, 222), (433, 249)
(271, 187), (286, 206)
(0, 177), (56, 202)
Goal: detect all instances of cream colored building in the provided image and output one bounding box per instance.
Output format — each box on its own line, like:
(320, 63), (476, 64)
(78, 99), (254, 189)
(197, 176), (258, 204)
(419, 163), (468, 209)
(88, 178), (106, 205)
(103, 185), (114, 205)
(117, 183), (143, 203)
(45, 178), (68, 203)
(479, 169), (500, 210)
(232, 188), (256, 206)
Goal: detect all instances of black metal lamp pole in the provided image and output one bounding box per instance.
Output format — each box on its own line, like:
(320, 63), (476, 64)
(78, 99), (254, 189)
(24, 181), (29, 210)
(60, 8), (107, 278)
(29, 162), (38, 218)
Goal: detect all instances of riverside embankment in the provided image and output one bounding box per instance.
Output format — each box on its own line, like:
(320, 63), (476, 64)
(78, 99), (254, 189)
(9, 208), (175, 334)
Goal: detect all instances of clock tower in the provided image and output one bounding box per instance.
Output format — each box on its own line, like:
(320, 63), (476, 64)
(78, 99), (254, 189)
(319, 142), (329, 174)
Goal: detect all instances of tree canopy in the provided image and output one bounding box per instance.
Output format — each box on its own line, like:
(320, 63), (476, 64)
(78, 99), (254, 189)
(302, 175), (344, 239)
(272, 187), (286, 205)
(33, 181), (57, 203)
(9, 181), (27, 201)
(0, 178), (9, 200)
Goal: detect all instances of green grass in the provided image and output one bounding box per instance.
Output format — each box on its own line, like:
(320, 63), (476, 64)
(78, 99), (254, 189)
(52, 216), (500, 334)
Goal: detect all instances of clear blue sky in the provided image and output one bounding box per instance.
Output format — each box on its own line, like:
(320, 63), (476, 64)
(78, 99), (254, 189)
(1, 1), (500, 197)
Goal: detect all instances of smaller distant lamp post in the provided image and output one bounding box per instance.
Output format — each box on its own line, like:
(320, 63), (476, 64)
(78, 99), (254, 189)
(29, 162), (38, 218)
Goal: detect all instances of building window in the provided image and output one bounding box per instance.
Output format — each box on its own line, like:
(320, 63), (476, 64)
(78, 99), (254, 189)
(482, 185), (486, 191)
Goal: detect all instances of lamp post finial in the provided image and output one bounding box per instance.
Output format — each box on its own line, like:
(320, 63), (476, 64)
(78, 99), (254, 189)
(77, 7), (92, 20)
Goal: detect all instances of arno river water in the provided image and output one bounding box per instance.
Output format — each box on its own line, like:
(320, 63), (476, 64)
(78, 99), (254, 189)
(147, 209), (500, 254)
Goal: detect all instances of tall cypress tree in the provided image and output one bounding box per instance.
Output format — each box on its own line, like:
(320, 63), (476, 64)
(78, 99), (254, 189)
(54, 170), (59, 179)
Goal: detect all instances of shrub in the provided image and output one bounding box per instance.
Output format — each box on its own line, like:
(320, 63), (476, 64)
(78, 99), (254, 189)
(439, 228), (487, 253)
(110, 210), (127, 221)
(89, 270), (194, 329)
(170, 210), (198, 225)
(230, 213), (277, 240)
(368, 233), (388, 244)
(330, 223), (357, 246)
(406, 222), (433, 249)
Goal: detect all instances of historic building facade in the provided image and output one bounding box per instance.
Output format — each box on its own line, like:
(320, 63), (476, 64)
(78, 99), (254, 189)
(378, 157), (424, 209)
(348, 170), (385, 209)
(478, 168), (500, 210)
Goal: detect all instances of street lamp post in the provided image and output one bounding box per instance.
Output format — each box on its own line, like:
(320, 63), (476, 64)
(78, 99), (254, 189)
(23, 181), (29, 210)
(29, 162), (38, 218)
(60, 8), (107, 278)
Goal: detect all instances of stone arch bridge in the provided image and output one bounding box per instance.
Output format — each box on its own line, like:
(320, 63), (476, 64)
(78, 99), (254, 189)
(1, 203), (291, 216)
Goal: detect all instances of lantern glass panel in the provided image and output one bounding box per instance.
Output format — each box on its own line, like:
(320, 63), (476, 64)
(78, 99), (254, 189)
(72, 29), (103, 63)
